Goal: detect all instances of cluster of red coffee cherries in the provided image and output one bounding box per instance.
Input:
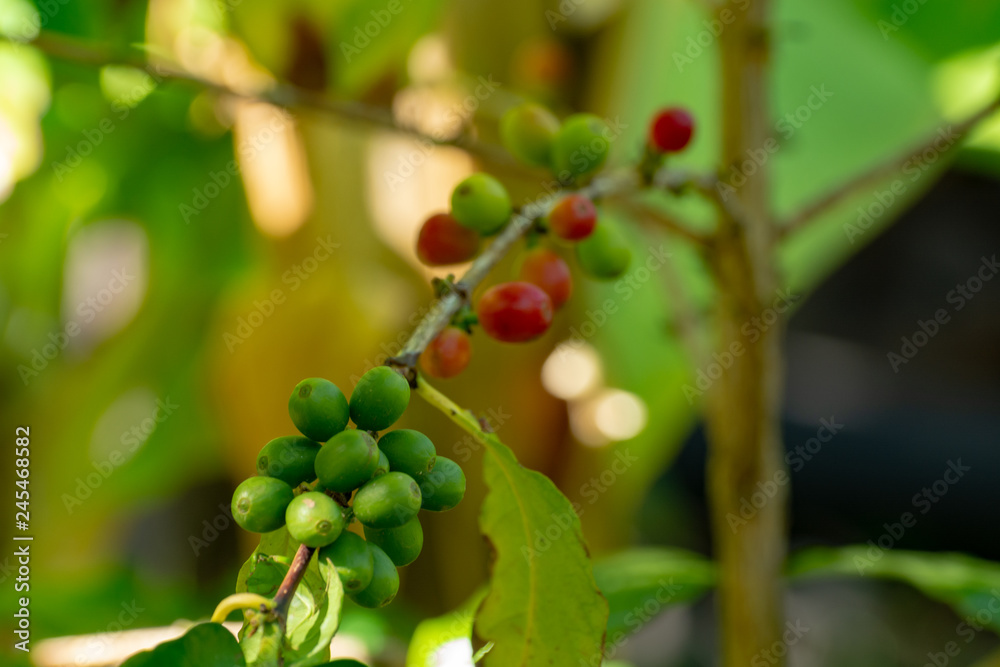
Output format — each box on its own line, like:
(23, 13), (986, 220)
(415, 104), (694, 380)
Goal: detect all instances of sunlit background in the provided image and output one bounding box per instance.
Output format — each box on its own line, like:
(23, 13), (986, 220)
(2, 0), (1000, 665)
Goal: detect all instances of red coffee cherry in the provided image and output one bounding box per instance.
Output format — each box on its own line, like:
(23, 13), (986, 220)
(416, 213), (481, 266)
(517, 247), (572, 309)
(649, 107), (695, 152)
(476, 282), (553, 343)
(420, 327), (472, 379)
(546, 194), (597, 241)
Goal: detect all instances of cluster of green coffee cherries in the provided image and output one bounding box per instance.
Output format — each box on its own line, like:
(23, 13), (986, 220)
(230, 367), (466, 608)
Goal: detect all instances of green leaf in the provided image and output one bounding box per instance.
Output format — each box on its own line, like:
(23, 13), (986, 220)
(315, 661), (369, 666)
(406, 589), (486, 667)
(328, 0), (445, 96)
(236, 528), (298, 598)
(285, 554), (346, 666)
(237, 532), (346, 667)
(475, 436), (608, 666)
(789, 546), (1000, 633)
(120, 623), (245, 667)
(593, 548), (716, 638)
(848, 0), (1000, 60)
(240, 614), (284, 667)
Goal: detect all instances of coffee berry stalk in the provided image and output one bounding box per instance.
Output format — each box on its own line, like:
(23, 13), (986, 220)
(411, 101), (696, 376)
(230, 372), (466, 612)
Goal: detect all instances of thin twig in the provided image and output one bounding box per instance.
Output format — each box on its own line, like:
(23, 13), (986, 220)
(2, 30), (518, 167)
(611, 197), (714, 245)
(778, 95), (1000, 239)
(391, 168), (652, 365)
(414, 374), (491, 438)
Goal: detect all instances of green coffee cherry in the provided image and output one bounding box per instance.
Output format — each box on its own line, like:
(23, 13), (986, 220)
(256, 436), (321, 487)
(353, 472), (421, 528)
(285, 491), (346, 548)
(349, 367), (410, 432)
(349, 544), (399, 609)
(501, 103), (560, 168)
(374, 448), (390, 478)
(318, 531), (375, 594)
(552, 113), (610, 177)
(363, 517), (423, 567)
(232, 477), (294, 533)
(377, 429), (436, 479)
(575, 223), (631, 279)
(413, 456), (466, 512)
(315, 430), (379, 493)
(288, 378), (350, 442)
(450, 173), (512, 236)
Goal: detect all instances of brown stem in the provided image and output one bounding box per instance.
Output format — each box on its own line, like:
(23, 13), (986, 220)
(273, 544), (316, 626)
(708, 2), (788, 666)
(779, 95), (1000, 239)
(609, 197), (714, 245)
(4, 30), (520, 168)
(392, 167), (703, 363)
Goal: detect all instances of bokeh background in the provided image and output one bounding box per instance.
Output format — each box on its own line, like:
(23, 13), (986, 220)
(1, 0), (1000, 665)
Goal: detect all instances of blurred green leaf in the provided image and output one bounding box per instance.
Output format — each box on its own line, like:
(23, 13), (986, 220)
(406, 589), (485, 667)
(789, 546), (1000, 633)
(594, 547), (715, 638)
(120, 623), (245, 667)
(849, 0), (1000, 60)
(329, 0), (445, 95)
(475, 437), (608, 666)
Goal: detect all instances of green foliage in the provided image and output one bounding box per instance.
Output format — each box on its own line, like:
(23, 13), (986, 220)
(593, 548), (715, 637)
(475, 435), (608, 666)
(789, 547), (1000, 633)
(848, 0), (1000, 59)
(405, 589), (486, 667)
(120, 623), (246, 667)
(237, 536), (346, 666)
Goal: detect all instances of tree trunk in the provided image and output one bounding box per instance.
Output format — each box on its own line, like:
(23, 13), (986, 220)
(704, 2), (788, 666)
